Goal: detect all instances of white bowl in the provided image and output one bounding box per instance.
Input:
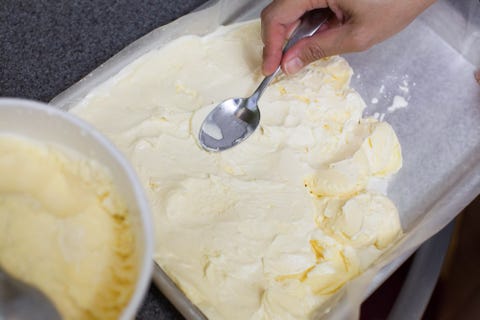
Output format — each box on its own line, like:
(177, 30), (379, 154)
(0, 97), (154, 319)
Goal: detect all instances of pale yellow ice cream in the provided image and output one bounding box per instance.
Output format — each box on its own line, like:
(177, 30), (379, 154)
(0, 134), (137, 320)
(71, 20), (403, 319)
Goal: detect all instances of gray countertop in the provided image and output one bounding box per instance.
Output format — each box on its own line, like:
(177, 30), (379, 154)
(0, 1), (208, 319)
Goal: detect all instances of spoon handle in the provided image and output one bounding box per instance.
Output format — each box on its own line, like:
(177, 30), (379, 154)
(283, 8), (332, 53)
(249, 8), (332, 107)
(248, 67), (281, 108)
(0, 266), (62, 320)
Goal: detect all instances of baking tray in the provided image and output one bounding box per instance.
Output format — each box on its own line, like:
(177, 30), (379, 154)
(51, 0), (480, 318)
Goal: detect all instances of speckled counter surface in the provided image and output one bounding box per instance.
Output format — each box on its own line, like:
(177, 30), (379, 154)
(0, 0), (208, 102)
(0, 1), (208, 319)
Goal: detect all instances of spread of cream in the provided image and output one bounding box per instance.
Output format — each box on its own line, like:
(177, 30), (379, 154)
(70, 20), (403, 319)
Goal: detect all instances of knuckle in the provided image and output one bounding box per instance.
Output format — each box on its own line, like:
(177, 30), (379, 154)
(260, 8), (270, 21)
(302, 41), (328, 62)
(307, 0), (326, 11)
(260, 0), (280, 21)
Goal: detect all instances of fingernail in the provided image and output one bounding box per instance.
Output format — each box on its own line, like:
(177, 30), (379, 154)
(284, 57), (303, 75)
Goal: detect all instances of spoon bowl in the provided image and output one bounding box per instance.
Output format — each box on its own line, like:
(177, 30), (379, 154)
(199, 97), (260, 151)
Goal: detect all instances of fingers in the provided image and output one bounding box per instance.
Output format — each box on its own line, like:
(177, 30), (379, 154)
(261, 0), (329, 75)
(475, 70), (480, 85)
(261, 18), (291, 75)
(261, 0), (439, 76)
(281, 26), (348, 75)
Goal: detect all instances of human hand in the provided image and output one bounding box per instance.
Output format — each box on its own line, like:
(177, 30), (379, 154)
(261, 0), (436, 75)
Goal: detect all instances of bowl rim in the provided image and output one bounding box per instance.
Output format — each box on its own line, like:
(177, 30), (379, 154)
(0, 97), (154, 319)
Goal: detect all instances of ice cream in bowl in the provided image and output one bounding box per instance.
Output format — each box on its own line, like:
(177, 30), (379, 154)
(0, 98), (154, 320)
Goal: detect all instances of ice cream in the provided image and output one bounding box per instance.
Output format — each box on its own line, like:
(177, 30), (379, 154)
(0, 134), (137, 320)
(70, 20), (403, 319)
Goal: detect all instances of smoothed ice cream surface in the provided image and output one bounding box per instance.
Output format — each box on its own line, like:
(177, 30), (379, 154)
(71, 20), (403, 319)
(0, 134), (137, 320)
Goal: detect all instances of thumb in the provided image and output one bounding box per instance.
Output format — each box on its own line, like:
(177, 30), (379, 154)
(281, 27), (347, 75)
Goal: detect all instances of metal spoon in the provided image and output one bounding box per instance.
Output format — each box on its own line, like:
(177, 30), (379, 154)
(198, 8), (332, 152)
(0, 266), (62, 320)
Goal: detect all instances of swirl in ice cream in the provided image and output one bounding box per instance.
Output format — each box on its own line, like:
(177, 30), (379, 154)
(71, 20), (403, 319)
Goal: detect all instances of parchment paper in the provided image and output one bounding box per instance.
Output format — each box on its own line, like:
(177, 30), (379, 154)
(51, 0), (480, 318)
